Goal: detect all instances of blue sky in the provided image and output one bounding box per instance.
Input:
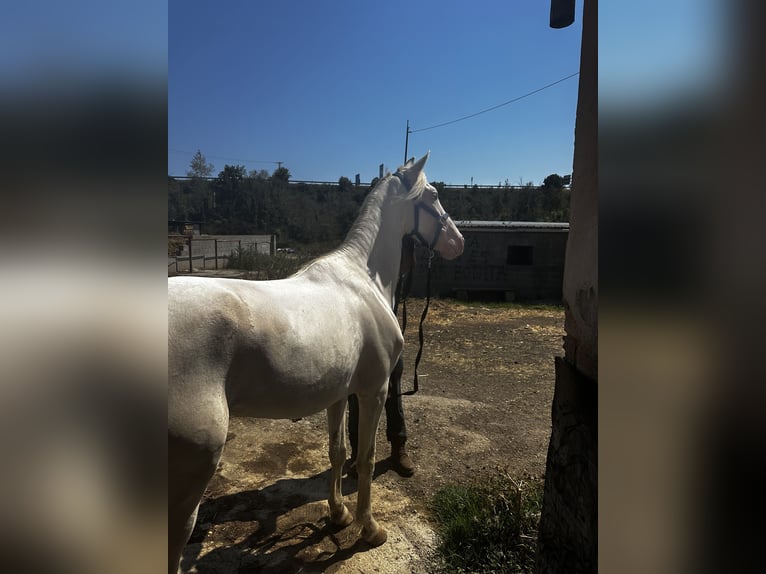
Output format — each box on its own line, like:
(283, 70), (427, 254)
(169, 0), (583, 186)
(0, 1), (726, 187)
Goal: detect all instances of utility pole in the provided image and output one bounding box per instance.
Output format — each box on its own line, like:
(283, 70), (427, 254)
(403, 120), (411, 165)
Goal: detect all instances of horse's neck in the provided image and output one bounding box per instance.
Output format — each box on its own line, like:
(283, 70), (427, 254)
(337, 184), (404, 308)
(366, 217), (404, 308)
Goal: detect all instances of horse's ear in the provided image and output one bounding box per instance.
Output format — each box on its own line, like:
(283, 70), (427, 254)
(400, 151), (429, 189)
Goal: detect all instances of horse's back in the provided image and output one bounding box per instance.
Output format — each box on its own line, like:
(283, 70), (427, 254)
(168, 273), (402, 421)
(168, 275), (353, 421)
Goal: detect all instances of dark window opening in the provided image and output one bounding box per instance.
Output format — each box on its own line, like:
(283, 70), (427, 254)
(507, 245), (533, 265)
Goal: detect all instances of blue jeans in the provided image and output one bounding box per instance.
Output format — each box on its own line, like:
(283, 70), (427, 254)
(347, 355), (406, 455)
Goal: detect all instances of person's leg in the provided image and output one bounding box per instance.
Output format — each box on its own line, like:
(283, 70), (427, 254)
(386, 356), (415, 476)
(385, 357), (407, 442)
(347, 394), (359, 462)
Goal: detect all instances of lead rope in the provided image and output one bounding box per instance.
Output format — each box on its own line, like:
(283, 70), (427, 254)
(399, 248), (433, 396)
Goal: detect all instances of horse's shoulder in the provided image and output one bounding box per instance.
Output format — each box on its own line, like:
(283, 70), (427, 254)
(356, 290), (403, 346)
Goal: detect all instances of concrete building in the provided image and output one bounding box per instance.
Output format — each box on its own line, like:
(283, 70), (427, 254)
(410, 221), (569, 301)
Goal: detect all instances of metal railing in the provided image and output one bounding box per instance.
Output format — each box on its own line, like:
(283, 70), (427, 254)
(168, 235), (274, 274)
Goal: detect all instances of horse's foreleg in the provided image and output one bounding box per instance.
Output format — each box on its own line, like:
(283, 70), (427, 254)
(355, 387), (388, 546)
(326, 399), (353, 527)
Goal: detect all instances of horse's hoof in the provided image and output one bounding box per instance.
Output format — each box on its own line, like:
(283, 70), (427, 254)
(331, 506), (353, 527)
(362, 526), (387, 547)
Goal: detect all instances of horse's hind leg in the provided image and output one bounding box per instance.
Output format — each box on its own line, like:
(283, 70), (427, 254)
(167, 434), (225, 574)
(326, 399), (353, 527)
(355, 387), (388, 546)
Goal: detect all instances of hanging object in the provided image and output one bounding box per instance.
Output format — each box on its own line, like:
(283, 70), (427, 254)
(550, 0), (576, 29)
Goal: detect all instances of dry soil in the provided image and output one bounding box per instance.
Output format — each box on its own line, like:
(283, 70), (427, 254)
(180, 297), (563, 573)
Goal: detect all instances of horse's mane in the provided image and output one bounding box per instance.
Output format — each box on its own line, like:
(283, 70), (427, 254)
(292, 167), (427, 275)
(395, 163), (427, 201)
(336, 174), (395, 259)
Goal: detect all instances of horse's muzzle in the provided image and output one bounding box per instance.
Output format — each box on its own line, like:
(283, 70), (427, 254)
(438, 232), (464, 260)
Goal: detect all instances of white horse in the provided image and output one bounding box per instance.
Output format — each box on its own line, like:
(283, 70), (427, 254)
(168, 152), (464, 573)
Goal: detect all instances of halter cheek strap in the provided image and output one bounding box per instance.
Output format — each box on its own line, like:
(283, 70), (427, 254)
(409, 202), (451, 250)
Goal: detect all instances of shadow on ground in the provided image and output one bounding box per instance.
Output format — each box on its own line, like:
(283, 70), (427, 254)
(182, 459), (393, 573)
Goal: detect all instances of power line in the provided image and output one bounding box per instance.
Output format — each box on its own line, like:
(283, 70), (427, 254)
(410, 71), (580, 134)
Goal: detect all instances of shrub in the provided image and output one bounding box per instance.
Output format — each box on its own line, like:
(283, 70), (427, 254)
(168, 236), (186, 256)
(226, 246), (312, 280)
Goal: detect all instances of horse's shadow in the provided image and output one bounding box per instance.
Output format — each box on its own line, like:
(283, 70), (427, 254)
(182, 458), (393, 573)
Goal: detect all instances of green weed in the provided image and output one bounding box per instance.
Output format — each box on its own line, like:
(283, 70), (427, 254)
(450, 299), (563, 312)
(430, 473), (544, 573)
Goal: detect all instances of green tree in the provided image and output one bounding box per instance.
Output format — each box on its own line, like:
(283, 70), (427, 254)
(218, 164), (247, 182)
(212, 165), (248, 225)
(187, 150), (214, 178)
(271, 166), (291, 184)
(168, 176), (183, 220)
(249, 168), (270, 180)
(182, 151), (215, 223)
(337, 176), (354, 193)
(543, 173), (565, 190)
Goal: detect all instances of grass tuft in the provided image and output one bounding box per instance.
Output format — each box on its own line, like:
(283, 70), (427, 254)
(430, 473), (544, 573)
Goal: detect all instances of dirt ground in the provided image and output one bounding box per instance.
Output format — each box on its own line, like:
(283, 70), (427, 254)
(180, 291), (564, 573)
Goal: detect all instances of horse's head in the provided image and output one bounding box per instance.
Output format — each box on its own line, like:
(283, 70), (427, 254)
(395, 152), (464, 261)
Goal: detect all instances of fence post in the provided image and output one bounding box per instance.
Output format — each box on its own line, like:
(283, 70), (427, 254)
(238, 240), (242, 268)
(214, 239), (218, 270)
(188, 237), (193, 273)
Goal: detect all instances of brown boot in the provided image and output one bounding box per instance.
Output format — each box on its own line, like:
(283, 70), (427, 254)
(390, 437), (415, 477)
